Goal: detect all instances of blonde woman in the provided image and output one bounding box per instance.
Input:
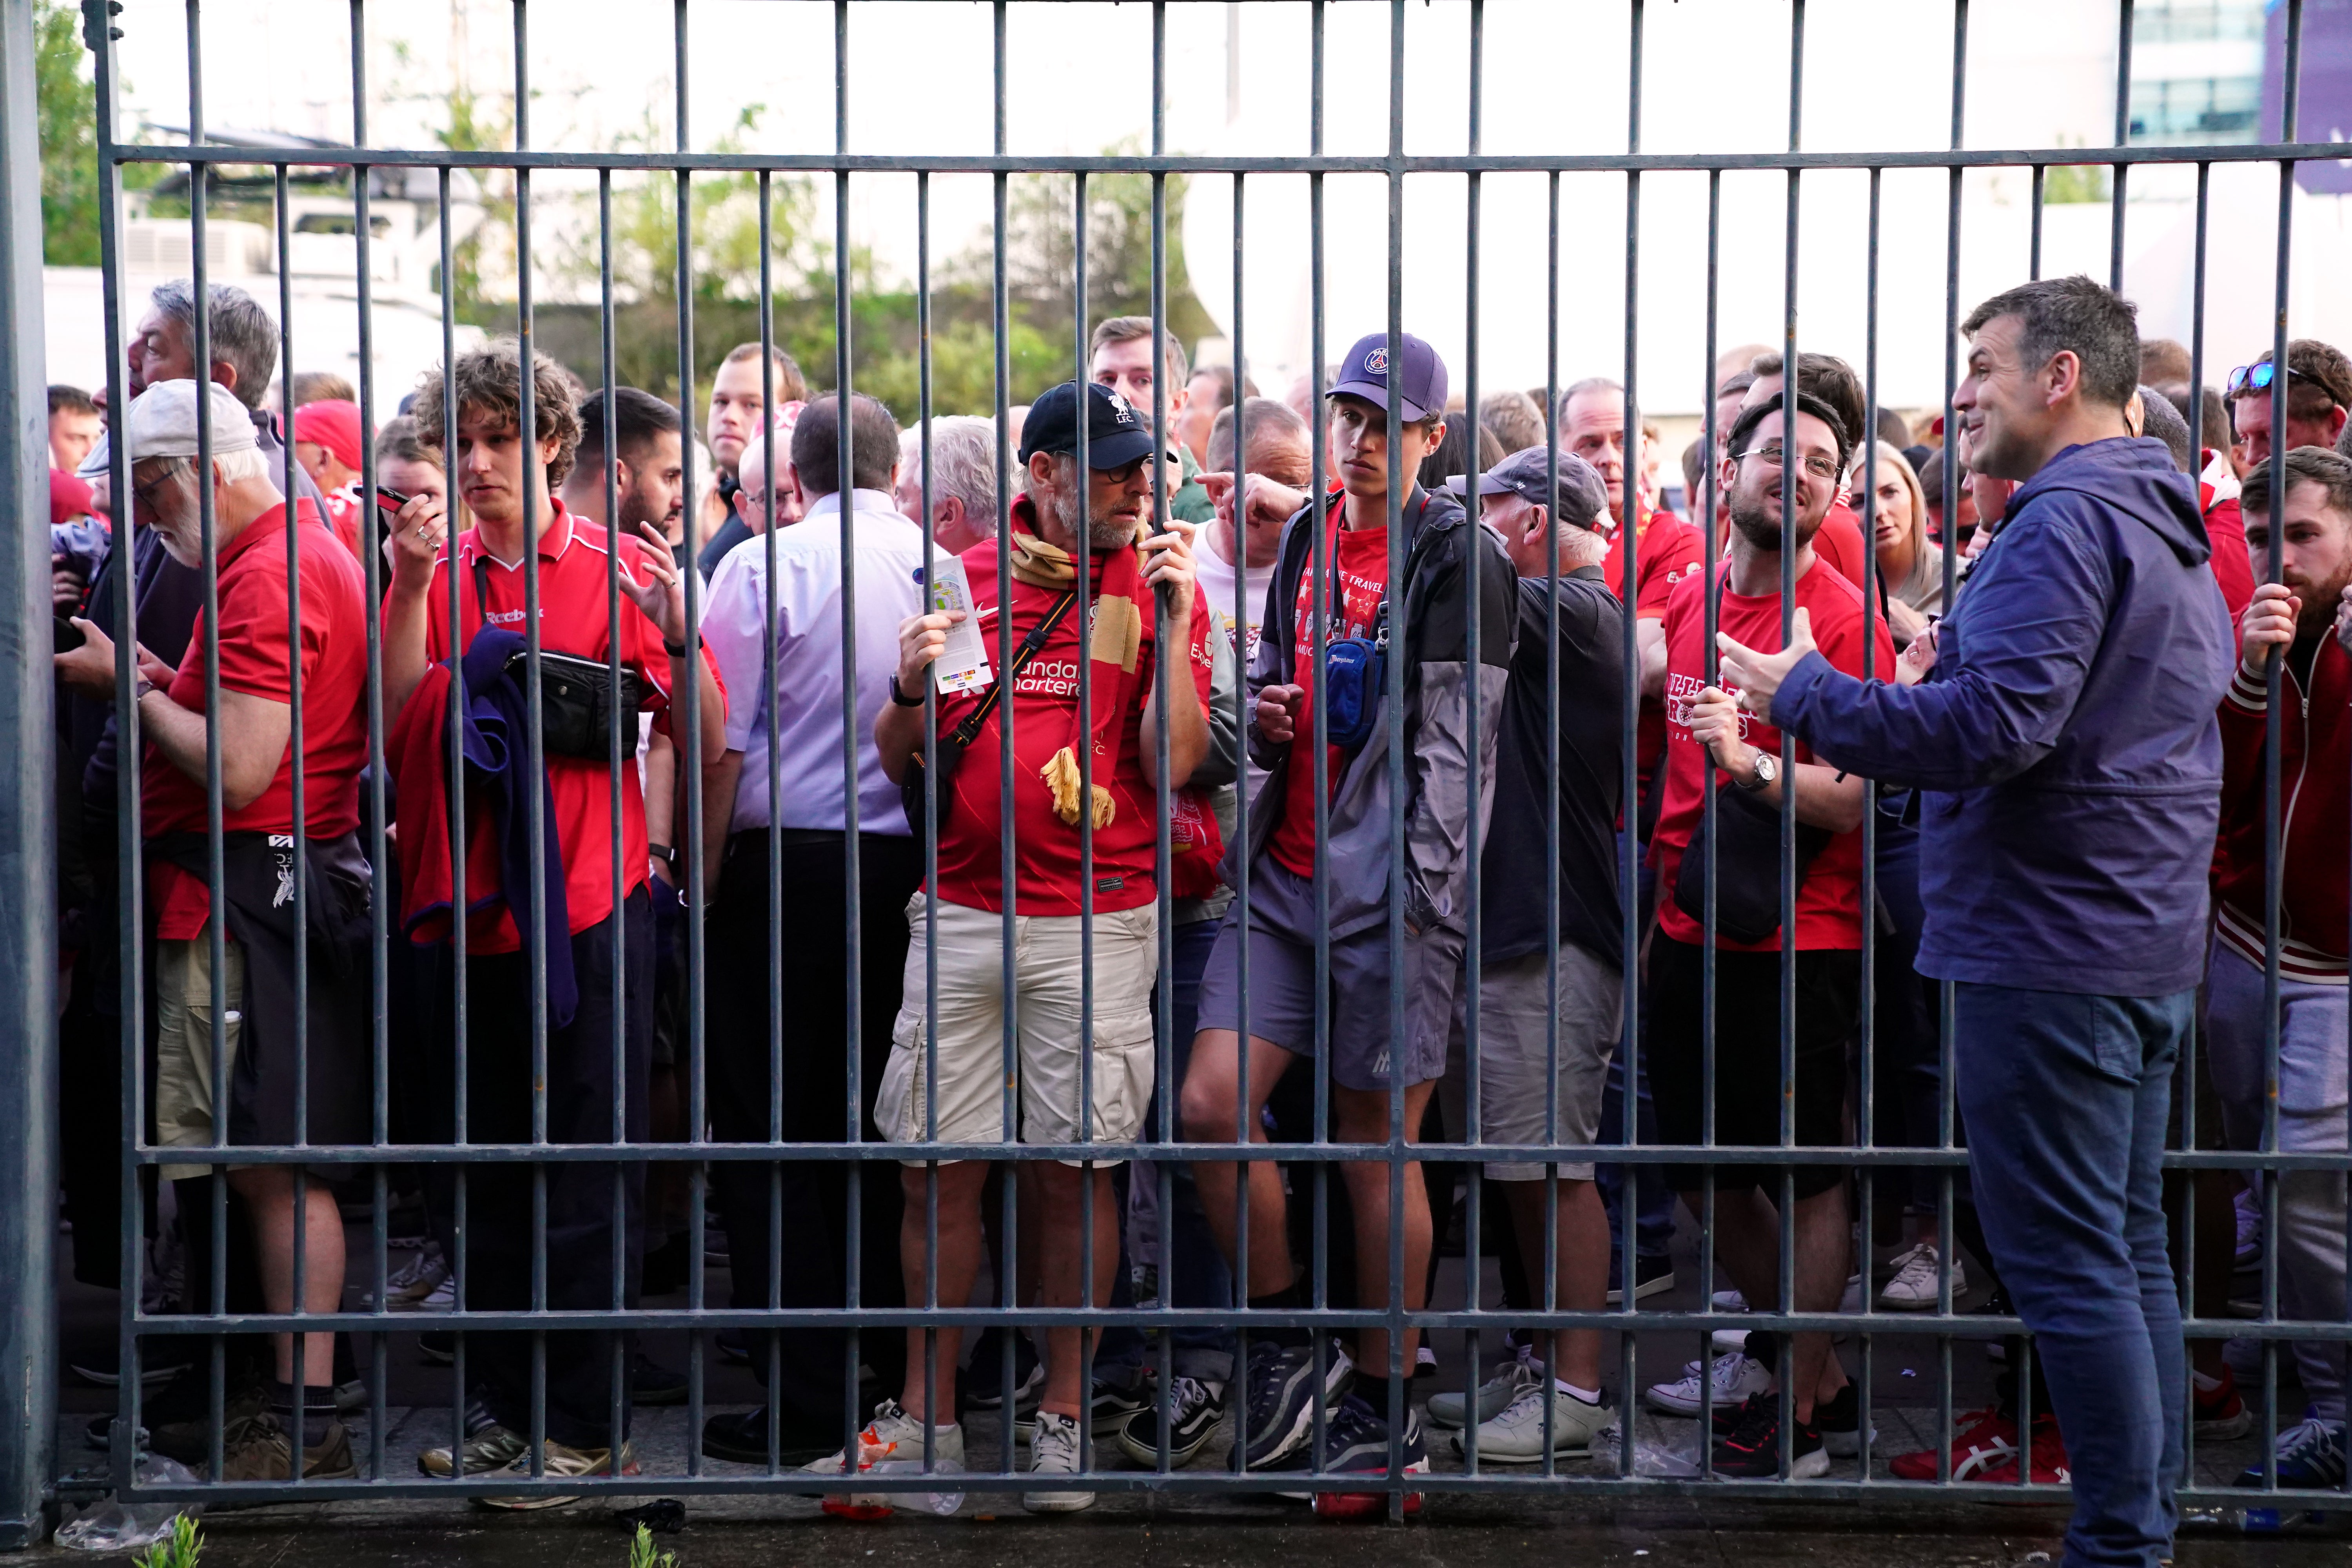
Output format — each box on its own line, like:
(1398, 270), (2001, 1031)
(1857, 441), (1941, 646)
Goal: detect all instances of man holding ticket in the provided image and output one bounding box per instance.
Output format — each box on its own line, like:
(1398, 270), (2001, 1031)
(869, 378), (1217, 1511)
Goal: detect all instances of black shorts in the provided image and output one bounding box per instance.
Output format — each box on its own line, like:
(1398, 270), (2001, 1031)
(1646, 937), (1859, 1201)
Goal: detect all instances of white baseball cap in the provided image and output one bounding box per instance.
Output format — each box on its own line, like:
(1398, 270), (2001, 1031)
(123, 379), (257, 462)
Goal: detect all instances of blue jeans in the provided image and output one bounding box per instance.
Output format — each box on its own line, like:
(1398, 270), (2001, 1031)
(1955, 982), (2191, 1568)
(1100, 916), (1236, 1383)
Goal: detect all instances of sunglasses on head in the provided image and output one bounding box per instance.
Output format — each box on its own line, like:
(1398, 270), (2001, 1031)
(2226, 361), (2335, 405)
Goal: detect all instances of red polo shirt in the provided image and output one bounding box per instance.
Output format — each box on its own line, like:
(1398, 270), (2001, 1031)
(144, 499), (372, 938)
(401, 499), (722, 953)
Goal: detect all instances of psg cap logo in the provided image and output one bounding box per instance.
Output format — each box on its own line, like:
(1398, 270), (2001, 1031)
(1364, 347), (1389, 374)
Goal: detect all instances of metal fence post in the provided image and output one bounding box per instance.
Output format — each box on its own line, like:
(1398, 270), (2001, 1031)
(0, 0), (61, 1548)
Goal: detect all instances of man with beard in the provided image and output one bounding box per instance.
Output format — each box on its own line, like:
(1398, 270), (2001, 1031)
(1719, 276), (2234, 1567)
(565, 387), (688, 553)
(860, 380), (1214, 1515)
(2207, 446), (2352, 1486)
(1649, 391), (1889, 1478)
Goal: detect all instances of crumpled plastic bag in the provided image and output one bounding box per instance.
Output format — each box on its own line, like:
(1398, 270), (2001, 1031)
(55, 1453), (202, 1552)
(1588, 1421), (1702, 1478)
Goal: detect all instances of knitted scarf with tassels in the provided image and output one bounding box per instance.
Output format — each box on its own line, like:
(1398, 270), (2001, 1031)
(1007, 516), (1149, 830)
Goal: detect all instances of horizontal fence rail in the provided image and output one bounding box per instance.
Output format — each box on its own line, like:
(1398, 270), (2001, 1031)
(3, 0), (2339, 1541)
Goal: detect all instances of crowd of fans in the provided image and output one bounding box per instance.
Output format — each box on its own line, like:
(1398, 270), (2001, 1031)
(40, 269), (2352, 1564)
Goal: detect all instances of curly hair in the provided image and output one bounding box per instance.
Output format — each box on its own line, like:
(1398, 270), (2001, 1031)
(408, 336), (584, 489)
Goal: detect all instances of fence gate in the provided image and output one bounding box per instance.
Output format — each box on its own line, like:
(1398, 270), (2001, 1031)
(0, 0), (2343, 1539)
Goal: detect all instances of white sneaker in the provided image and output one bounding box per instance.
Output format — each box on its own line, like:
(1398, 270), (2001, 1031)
(803, 1399), (964, 1519)
(1023, 1410), (1093, 1512)
(1878, 1242), (1964, 1310)
(1425, 1357), (1541, 1430)
(1711, 1287), (1749, 1313)
(415, 1274), (455, 1314)
(1457, 1383), (1613, 1462)
(1840, 1273), (1865, 1314)
(364, 1244), (449, 1311)
(1643, 1352), (1770, 1417)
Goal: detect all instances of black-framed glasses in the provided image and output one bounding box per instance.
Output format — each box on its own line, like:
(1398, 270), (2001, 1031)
(130, 461), (189, 513)
(1738, 443), (1842, 481)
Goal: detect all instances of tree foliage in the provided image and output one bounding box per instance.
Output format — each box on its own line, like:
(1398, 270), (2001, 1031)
(35, 0), (101, 265)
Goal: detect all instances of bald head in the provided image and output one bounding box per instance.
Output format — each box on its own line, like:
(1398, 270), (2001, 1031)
(734, 430), (798, 533)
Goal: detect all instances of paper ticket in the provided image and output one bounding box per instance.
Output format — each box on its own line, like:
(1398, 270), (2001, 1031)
(917, 555), (994, 694)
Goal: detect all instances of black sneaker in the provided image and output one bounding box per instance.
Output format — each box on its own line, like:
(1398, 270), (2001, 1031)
(1306, 1393), (1431, 1519)
(1711, 1389), (1765, 1436)
(962, 1330), (1042, 1410)
(1091, 1365), (1154, 1429)
(419, 1331), (455, 1365)
(1232, 1339), (1354, 1470)
(1711, 1396), (1827, 1479)
(1812, 1380), (1874, 1457)
(1604, 1252), (1676, 1305)
(1118, 1376), (1225, 1467)
(632, 1352), (687, 1407)
(701, 1406), (850, 1467)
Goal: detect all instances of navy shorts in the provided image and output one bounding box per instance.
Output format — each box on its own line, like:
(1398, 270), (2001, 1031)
(1192, 857), (1462, 1092)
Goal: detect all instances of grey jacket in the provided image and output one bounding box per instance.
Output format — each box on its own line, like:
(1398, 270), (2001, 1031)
(1229, 486), (1517, 940)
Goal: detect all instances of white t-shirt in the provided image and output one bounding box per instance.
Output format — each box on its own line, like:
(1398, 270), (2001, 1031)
(1192, 530), (1273, 664)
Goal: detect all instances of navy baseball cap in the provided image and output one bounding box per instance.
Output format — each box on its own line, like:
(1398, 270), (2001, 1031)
(1328, 331), (1448, 422)
(1018, 380), (1157, 470)
(1475, 447), (1610, 527)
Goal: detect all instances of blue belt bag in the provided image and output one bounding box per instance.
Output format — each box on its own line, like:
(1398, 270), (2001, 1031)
(1323, 599), (1388, 752)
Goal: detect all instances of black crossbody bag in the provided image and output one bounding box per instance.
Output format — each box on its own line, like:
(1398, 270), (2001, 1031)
(898, 586), (1080, 835)
(471, 555), (645, 762)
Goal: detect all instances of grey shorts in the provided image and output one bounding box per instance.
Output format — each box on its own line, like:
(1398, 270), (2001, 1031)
(1193, 857), (1462, 1091)
(1441, 946), (1623, 1181)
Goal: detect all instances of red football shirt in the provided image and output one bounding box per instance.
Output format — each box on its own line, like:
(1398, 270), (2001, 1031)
(144, 499), (372, 939)
(1811, 500), (1870, 591)
(1267, 499), (1390, 880)
(403, 499), (722, 953)
(929, 505), (1218, 915)
(1650, 553), (1893, 952)
(321, 486), (367, 562)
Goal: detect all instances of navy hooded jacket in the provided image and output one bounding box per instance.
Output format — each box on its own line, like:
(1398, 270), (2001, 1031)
(1772, 436), (2234, 996)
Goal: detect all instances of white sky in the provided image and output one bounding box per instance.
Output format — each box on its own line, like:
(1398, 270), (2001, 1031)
(92, 0), (2352, 412)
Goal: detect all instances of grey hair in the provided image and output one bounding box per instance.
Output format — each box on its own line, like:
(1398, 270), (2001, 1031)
(149, 279), (279, 411)
(1961, 274), (2140, 410)
(1559, 376), (1624, 419)
(907, 416), (1001, 539)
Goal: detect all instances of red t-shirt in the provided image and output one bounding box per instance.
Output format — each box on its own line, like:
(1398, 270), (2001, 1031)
(929, 515), (1218, 915)
(1268, 499), (1390, 880)
(2205, 497), (2254, 631)
(1650, 554), (1893, 951)
(1811, 500), (1869, 591)
(402, 500), (720, 953)
(1599, 508), (1706, 804)
(145, 500), (372, 939)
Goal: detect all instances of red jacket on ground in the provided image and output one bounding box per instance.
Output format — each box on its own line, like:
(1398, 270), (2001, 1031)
(2214, 637), (2351, 982)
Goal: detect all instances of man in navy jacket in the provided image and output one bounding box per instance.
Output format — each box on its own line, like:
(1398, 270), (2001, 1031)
(1713, 276), (2233, 1568)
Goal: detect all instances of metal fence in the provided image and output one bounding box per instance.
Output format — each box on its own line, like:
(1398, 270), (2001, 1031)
(0, 0), (2344, 1539)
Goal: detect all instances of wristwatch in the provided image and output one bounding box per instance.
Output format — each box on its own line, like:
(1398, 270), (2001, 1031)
(1735, 751), (1779, 792)
(887, 673), (927, 708)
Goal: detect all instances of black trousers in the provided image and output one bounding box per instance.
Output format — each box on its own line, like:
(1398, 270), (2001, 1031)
(706, 829), (918, 1426)
(420, 888), (652, 1448)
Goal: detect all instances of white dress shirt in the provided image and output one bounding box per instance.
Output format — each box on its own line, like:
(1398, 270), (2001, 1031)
(702, 488), (931, 836)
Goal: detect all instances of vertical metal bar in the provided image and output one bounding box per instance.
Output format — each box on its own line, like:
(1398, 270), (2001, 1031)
(2029, 164), (2045, 280)
(1695, 160), (1720, 1481)
(86, 0), (151, 1495)
(273, 149), (311, 1488)
(991, 0), (1019, 1434)
(510, 0), (550, 1476)
(598, 149), (626, 1470)
(2110, 0), (2133, 293)
(184, 0), (232, 1483)
(1935, 0), (1971, 1482)
(914, 164), (942, 1473)
(1461, 0), (1488, 1479)
(1382, 0), (1407, 1515)
(1856, 157), (1882, 1482)
(829, 0), (866, 1459)
(436, 153), (470, 1479)
(1613, 4), (1646, 1465)
(1304, 2), (1329, 1472)
(1774, 0), (1805, 1478)
(0, 0), (58, 1540)
(758, 158), (786, 1473)
(673, 0), (710, 1479)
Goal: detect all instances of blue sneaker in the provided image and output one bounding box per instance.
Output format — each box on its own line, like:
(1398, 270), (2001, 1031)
(1231, 1339), (1354, 1470)
(1308, 1394), (1430, 1519)
(2236, 1417), (2348, 1489)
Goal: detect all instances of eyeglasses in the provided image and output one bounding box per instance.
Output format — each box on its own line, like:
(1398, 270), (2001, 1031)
(131, 461), (190, 512)
(1737, 444), (1843, 481)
